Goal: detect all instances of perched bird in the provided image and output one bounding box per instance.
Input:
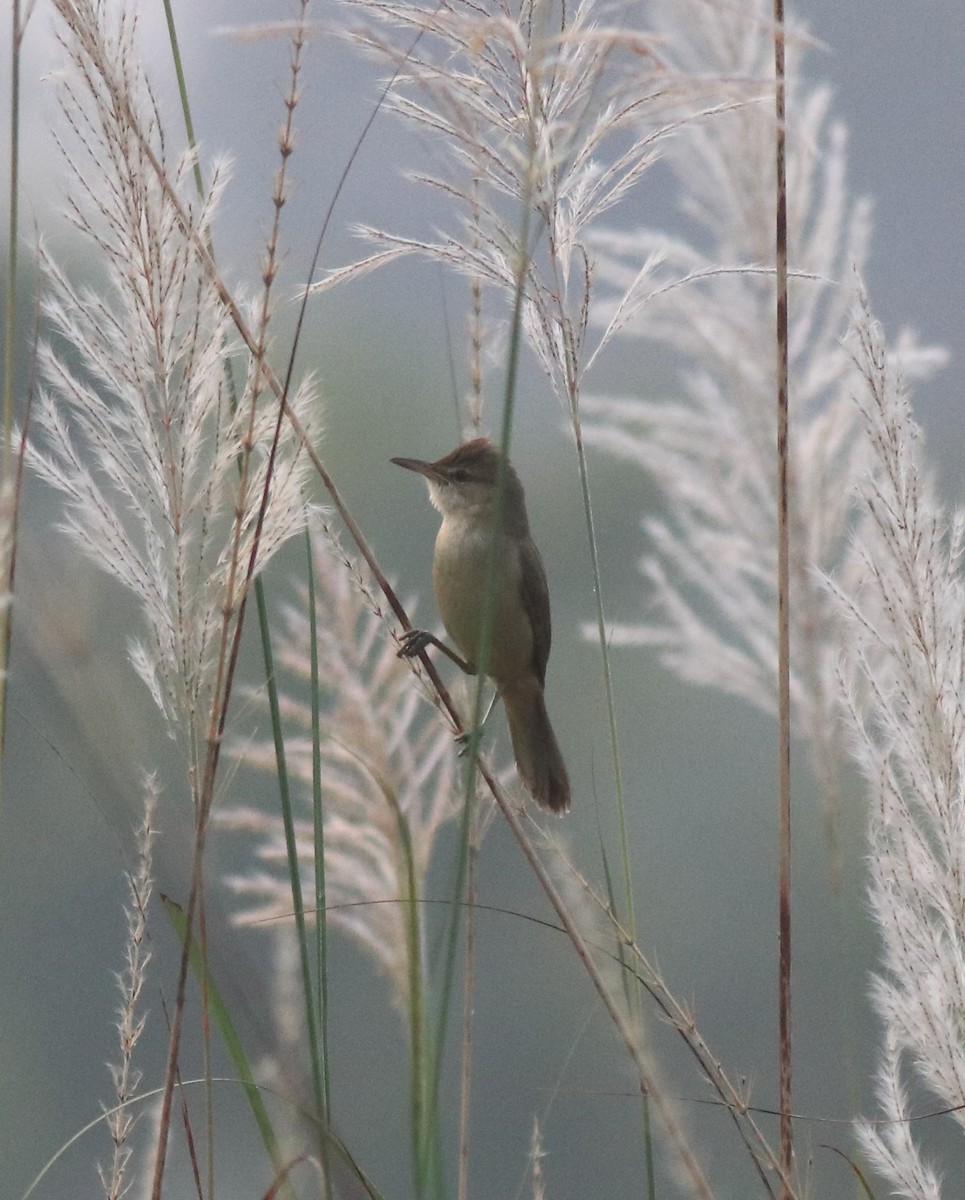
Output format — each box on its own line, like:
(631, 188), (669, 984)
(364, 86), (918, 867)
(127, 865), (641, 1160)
(392, 437), (570, 813)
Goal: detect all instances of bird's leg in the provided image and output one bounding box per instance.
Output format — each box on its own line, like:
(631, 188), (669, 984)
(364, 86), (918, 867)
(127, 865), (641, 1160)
(397, 627), (476, 676)
(398, 628), (493, 753)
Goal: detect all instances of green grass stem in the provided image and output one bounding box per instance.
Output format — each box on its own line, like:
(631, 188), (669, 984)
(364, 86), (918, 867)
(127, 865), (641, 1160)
(305, 533), (334, 1200)
(256, 580), (327, 1124)
(380, 783), (435, 1196)
(423, 172), (538, 1200)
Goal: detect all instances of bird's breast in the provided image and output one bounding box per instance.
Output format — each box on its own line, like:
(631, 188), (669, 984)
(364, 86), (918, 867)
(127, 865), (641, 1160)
(433, 516), (533, 684)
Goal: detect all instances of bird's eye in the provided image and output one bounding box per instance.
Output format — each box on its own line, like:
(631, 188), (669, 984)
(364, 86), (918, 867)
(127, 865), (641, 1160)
(451, 468), (469, 482)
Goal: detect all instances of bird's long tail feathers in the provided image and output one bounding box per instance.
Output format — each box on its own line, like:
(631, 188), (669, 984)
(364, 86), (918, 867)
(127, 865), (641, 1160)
(502, 678), (570, 813)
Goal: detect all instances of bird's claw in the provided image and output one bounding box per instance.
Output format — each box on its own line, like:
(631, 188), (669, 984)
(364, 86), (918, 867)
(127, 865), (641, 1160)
(398, 628), (433, 659)
(455, 726), (485, 757)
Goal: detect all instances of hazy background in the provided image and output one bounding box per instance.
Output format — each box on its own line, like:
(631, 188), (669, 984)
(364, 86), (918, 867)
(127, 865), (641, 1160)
(3, 1), (965, 1197)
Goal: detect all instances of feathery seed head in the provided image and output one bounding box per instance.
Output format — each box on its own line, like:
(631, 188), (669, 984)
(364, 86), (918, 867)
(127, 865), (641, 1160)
(30, 0), (318, 761)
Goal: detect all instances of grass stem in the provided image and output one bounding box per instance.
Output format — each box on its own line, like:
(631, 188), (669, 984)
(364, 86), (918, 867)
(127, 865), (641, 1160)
(772, 0), (794, 1190)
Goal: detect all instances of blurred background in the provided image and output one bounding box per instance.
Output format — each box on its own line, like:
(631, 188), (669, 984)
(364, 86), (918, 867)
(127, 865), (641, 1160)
(3, 1), (965, 1197)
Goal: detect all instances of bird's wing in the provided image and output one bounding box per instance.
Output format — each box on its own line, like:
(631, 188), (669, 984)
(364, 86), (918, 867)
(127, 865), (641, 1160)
(519, 537), (552, 687)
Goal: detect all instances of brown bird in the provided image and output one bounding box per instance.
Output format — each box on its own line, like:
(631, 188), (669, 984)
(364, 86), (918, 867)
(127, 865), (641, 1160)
(392, 437), (570, 813)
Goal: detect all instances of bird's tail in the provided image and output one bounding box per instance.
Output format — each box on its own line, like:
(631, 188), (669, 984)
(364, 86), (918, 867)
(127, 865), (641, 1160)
(502, 677), (571, 813)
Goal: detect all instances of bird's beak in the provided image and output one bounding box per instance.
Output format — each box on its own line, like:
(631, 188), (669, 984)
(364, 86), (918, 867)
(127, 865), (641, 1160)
(391, 456), (444, 482)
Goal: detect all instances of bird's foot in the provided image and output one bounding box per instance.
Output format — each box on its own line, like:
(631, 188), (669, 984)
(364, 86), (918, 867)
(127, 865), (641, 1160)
(397, 628), (434, 659)
(455, 725), (486, 758)
(455, 692), (497, 756)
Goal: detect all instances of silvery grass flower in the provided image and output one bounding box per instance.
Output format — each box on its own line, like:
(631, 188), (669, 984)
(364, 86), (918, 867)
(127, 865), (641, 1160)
(98, 778), (157, 1200)
(320, 0), (688, 423)
(580, 0), (943, 802)
(834, 303), (965, 1199)
(28, 0), (317, 775)
(217, 533), (494, 1007)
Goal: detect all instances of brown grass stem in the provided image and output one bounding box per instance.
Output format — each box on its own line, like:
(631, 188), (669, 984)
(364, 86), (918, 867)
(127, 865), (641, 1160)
(0, 0), (29, 819)
(772, 0), (794, 1192)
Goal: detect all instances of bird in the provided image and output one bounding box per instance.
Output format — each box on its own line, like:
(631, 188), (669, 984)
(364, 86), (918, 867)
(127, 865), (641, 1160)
(392, 436), (570, 813)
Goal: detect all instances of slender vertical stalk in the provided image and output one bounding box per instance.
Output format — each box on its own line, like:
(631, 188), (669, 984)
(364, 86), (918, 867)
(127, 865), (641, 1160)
(162, 0), (203, 199)
(305, 541), (334, 1200)
(772, 1), (793, 1192)
(256, 581), (325, 1106)
(425, 180), (534, 1200)
(3, 0), (19, 454)
(0, 0), (24, 817)
(456, 834), (478, 1200)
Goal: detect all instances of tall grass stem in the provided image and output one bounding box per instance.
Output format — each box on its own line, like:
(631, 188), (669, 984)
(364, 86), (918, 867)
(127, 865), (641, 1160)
(772, 0), (794, 1189)
(305, 536), (334, 1198)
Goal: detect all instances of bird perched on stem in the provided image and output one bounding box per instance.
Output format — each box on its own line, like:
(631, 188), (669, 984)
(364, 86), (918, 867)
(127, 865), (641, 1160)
(392, 437), (570, 813)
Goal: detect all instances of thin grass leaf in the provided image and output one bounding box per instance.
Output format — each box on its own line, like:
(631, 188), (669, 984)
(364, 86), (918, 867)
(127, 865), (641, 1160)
(161, 895), (292, 1190)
